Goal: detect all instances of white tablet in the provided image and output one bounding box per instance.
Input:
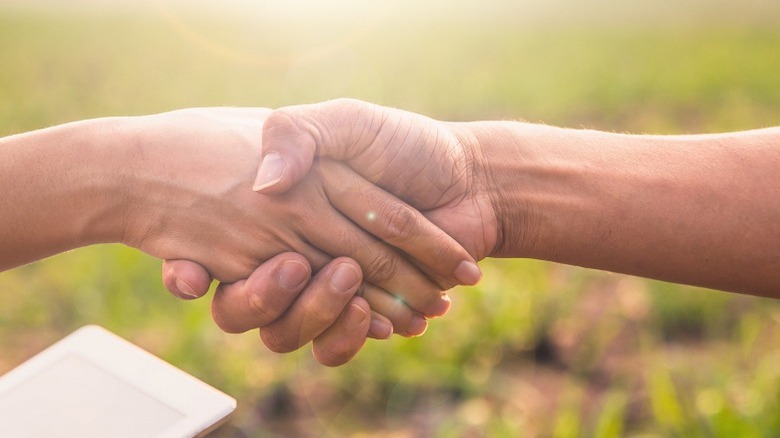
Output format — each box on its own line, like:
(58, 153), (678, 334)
(0, 325), (236, 438)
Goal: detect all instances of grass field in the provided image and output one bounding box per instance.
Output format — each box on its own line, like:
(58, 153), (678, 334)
(2, 1), (780, 436)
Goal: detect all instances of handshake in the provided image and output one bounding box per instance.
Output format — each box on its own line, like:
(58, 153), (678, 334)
(2, 98), (502, 366)
(3, 98), (779, 366)
(157, 99), (500, 366)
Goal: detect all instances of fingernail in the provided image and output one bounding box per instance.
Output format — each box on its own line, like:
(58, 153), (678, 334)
(175, 278), (198, 298)
(331, 264), (361, 292)
(253, 152), (286, 191)
(429, 293), (452, 317)
(407, 316), (428, 337)
(278, 260), (309, 290)
(369, 316), (393, 339)
(344, 303), (369, 329)
(454, 260), (482, 285)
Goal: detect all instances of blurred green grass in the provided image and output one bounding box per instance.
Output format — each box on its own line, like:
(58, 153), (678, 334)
(2, 1), (780, 436)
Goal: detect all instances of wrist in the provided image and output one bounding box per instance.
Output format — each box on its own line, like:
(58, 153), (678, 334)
(453, 121), (545, 259)
(72, 116), (139, 246)
(104, 114), (168, 250)
(0, 116), (138, 259)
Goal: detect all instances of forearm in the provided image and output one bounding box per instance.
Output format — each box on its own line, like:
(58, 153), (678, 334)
(469, 122), (780, 297)
(0, 118), (129, 271)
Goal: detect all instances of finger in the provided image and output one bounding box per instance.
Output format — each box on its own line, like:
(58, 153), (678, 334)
(260, 258), (363, 354)
(162, 259), (213, 300)
(303, 200), (450, 318)
(256, 98), (468, 208)
(253, 98), (383, 194)
(319, 159), (481, 289)
(359, 283), (430, 337)
(311, 297), (371, 367)
(367, 311), (394, 340)
(211, 253), (311, 334)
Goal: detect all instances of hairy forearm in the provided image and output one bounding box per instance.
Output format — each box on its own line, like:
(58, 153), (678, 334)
(470, 122), (780, 297)
(0, 118), (129, 271)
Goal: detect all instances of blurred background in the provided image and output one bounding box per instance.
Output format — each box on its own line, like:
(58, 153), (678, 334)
(2, 0), (780, 436)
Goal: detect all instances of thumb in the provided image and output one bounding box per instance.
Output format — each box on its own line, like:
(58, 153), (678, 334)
(162, 259), (213, 300)
(253, 98), (379, 194)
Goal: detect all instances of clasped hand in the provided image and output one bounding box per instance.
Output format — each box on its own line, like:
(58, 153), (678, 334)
(7, 98), (775, 366)
(142, 104), (495, 366)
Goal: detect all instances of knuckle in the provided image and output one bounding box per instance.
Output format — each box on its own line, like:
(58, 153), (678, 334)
(265, 108), (299, 136)
(260, 329), (298, 354)
(380, 202), (418, 243)
(316, 342), (353, 367)
(362, 253), (399, 286)
(246, 289), (278, 327)
(304, 304), (337, 330)
(329, 97), (365, 115)
(272, 107), (327, 147)
(329, 98), (380, 155)
(266, 108), (325, 160)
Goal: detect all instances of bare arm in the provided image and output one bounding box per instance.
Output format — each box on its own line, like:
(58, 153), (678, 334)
(0, 108), (482, 365)
(467, 122), (780, 297)
(0, 118), (130, 270)
(0, 109), (458, 316)
(254, 98), (780, 298)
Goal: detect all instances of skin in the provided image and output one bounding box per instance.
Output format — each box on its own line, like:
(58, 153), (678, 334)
(250, 98), (780, 294)
(0, 106), (480, 365)
(170, 98), (780, 365)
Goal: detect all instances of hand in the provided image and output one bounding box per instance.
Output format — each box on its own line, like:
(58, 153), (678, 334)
(122, 108), (467, 327)
(251, 98), (780, 300)
(165, 253), (393, 366)
(253, 98), (501, 261)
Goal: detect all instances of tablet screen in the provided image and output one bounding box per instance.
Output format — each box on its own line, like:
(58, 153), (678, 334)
(0, 353), (185, 437)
